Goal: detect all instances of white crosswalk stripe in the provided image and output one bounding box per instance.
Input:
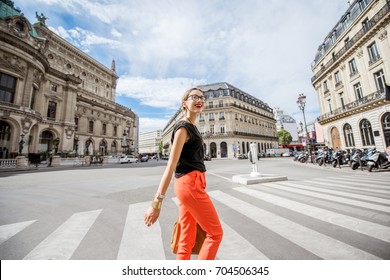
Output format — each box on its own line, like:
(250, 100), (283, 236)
(0, 175), (389, 260)
(23, 209), (101, 260)
(262, 182), (390, 213)
(303, 179), (390, 195)
(0, 220), (36, 245)
(117, 202), (165, 260)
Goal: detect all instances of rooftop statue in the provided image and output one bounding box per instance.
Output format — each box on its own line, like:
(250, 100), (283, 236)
(35, 11), (48, 25)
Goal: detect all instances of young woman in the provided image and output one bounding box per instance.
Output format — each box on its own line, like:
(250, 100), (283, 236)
(143, 88), (223, 260)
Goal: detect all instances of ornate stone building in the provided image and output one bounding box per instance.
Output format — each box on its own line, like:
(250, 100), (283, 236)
(0, 0), (138, 162)
(161, 82), (277, 159)
(312, 0), (390, 151)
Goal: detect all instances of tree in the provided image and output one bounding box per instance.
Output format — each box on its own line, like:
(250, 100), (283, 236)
(276, 129), (292, 146)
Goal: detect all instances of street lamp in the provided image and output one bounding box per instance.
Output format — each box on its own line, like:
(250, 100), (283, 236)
(296, 93), (312, 163)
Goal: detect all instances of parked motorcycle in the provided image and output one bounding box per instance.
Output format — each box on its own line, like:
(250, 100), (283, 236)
(332, 150), (347, 168)
(350, 148), (376, 170)
(315, 149), (331, 166)
(366, 149), (390, 172)
(350, 148), (365, 170)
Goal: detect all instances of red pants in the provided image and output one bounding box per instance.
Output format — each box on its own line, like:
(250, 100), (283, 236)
(174, 170), (223, 260)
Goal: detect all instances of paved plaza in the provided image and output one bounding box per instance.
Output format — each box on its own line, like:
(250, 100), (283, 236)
(0, 158), (389, 260)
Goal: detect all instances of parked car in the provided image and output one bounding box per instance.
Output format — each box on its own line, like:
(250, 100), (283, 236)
(119, 155), (138, 164)
(282, 152), (290, 157)
(128, 156), (139, 163)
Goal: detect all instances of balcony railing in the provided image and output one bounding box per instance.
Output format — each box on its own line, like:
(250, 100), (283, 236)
(317, 89), (389, 122)
(312, 2), (390, 83)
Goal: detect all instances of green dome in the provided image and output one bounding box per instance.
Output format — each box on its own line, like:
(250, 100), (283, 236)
(0, 0), (45, 40)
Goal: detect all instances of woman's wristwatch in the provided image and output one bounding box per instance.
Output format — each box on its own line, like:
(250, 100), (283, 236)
(155, 193), (165, 200)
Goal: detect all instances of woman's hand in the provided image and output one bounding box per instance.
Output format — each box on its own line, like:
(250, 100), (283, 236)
(144, 206), (161, 227)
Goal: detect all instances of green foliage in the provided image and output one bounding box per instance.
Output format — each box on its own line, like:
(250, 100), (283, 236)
(276, 129), (292, 146)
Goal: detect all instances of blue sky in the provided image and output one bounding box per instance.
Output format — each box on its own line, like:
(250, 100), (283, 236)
(15, 0), (347, 133)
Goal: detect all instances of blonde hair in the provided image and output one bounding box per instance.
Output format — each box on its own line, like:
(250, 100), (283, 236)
(181, 87), (204, 111)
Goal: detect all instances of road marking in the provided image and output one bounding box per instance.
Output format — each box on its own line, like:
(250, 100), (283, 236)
(303, 179), (390, 195)
(23, 209), (101, 260)
(235, 186), (390, 243)
(263, 182), (390, 213)
(209, 190), (380, 260)
(0, 220), (36, 245)
(117, 202), (165, 260)
(172, 197), (268, 260)
(217, 221), (269, 260)
(273, 181), (390, 205)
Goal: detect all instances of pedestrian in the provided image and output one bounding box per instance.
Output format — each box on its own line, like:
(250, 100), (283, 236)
(143, 88), (223, 260)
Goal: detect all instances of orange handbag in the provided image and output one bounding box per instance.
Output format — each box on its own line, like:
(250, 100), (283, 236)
(171, 220), (206, 254)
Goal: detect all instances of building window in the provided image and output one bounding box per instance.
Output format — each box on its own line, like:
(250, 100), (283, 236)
(344, 37), (350, 46)
(360, 119), (375, 146)
(349, 58), (358, 76)
(335, 71), (342, 86)
(323, 80), (329, 93)
(339, 93), (345, 109)
(89, 120), (94, 133)
(102, 123), (107, 135)
(208, 101), (213, 108)
(354, 82), (363, 100)
(343, 123), (355, 147)
(362, 17), (370, 31)
(113, 125), (117, 136)
(219, 111), (225, 120)
(75, 118), (78, 131)
(220, 125), (225, 134)
(368, 42), (380, 65)
(219, 100), (223, 107)
(47, 101), (57, 120)
(327, 99), (332, 113)
(15, 21), (25, 32)
(374, 70), (386, 93)
(210, 125), (214, 134)
(50, 84), (58, 92)
(209, 112), (214, 121)
(0, 72), (17, 103)
(359, 0), (370, 12)
(199, 113), (204, 121)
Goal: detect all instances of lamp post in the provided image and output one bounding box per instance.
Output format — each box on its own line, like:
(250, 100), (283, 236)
(296, 93), (312, 163)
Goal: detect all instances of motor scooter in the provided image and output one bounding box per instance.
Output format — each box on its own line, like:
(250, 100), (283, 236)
(367, 149), (390, 172)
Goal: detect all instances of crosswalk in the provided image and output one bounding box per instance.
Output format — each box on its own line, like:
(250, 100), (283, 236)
(0, 174), (389, 260)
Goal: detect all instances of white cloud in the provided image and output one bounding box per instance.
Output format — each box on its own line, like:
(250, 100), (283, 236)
(116, 76), (206, 109)
(139, 118), (171, 134)
(49, 26), (120, 52)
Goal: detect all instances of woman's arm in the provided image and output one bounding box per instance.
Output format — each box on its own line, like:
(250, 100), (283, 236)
(144, 127), (188, 227)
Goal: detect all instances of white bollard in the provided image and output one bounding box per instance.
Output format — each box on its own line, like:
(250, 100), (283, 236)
(248, 143), (261, 177)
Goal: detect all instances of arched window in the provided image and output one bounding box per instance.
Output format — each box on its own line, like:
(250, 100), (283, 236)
(89, 120), (94, 133)
(360, 119), (375, 146)
(220, 142), (227, 158)
(382, 113), (390, 147)
(0, 121), (11, 159)
(343, 123), (355, 147)
(111, 141), (117, 154)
